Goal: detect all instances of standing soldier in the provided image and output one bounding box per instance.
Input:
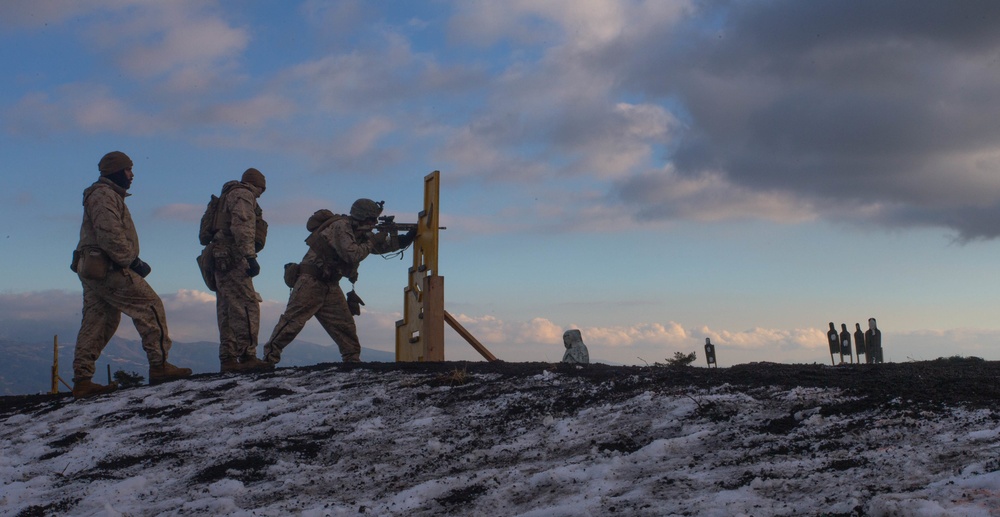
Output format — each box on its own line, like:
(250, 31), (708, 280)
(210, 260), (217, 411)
(263, 199), (415, 365)
(70, 151), (191, 399)
(208, 168), (271, 372)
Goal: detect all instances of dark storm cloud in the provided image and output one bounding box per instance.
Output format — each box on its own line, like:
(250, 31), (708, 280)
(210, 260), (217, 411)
(612, 0), (1000, 238)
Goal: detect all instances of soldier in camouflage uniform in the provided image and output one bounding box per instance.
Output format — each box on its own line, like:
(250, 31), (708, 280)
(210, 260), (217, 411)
(71, 151), (192, 399)
(263, 199), (415, 364)
(208, 168), (271, 373)
(561, 329), (590, 364)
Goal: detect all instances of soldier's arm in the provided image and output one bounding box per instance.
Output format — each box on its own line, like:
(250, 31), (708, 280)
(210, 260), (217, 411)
(228, 189), (258, 258)
(328, 219), (372, 265)
(88, 188), (136, 267)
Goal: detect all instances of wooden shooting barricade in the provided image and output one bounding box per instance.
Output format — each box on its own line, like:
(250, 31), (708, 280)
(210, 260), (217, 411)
(395, 171), (497, 362)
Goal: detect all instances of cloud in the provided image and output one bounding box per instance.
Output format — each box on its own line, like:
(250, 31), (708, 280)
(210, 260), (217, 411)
(578, 322), (690, 347)
(0, 290), (80, 322)
(83, 1), (249, 94)
(6, 87), (165, 136)
(14, 0), (1000, 240)
(610, 0), (1000, 239)
(613, 166), (818, 224)
(698, 326), (828, 352)
(0, 0), (136, 29)
(446, 313), (689, 348)
(205, 95), (297, 129)
(153, 203), (203, 222)
(3, 2), (283, 140)
(2, 290), (999, 364)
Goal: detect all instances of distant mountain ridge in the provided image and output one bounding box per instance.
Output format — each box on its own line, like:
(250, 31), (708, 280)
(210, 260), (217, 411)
(0, 337), (395, 396)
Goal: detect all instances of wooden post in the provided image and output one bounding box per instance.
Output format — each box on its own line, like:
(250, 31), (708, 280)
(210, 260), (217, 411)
(51, 335), (59, 394)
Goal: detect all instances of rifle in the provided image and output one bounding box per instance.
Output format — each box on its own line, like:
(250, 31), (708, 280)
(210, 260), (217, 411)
(376, 215), (447, 233)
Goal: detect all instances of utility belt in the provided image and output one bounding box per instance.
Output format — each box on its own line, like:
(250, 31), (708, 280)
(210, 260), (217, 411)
(298, 263), (341, 282)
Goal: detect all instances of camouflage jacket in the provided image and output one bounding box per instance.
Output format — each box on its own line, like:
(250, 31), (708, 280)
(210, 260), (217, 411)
(77, 177), (139, 269)
(214, 180), (266, 258)
(302, 216), (398, 282)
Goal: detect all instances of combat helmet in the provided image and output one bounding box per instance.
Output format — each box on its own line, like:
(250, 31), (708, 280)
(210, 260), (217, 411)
(350, 198), (383, 221)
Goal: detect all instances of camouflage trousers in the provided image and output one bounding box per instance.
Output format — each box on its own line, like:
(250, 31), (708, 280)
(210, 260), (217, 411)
(73, 269), (171, 381)
(263, 273), (360, 363)
(214, 265), (261, 363)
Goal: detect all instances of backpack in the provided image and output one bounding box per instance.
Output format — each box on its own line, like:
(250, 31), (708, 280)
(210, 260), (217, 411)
(306, 209), (338, 232)
(303, 209), (356, 280)
(198, 194), (222, 246)
(198, 182), (258, 247)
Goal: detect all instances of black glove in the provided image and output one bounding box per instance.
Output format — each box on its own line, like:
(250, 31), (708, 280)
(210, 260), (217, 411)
(346, 290), (365, 316)
(398, 229), (417, 248)
(129, 257), (151, 278)
(246, 256), (260, 277)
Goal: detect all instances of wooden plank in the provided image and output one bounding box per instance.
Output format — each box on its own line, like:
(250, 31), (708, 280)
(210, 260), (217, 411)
(444, 310), (499, 362)
(423, 276), (445, 361)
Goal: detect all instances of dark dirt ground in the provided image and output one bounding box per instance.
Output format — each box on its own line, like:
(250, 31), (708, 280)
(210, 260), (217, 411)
(4, 357), (999, 417)
(5, 358), (1000, 516)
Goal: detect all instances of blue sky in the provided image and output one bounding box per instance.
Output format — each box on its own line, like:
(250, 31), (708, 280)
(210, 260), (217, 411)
(3, 0), (1000, 366)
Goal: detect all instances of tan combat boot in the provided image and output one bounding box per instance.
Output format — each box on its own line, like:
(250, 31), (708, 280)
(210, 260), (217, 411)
(72, 378), (118, 399)
(220, 360), (249, 373)
(149, 362), (192, 384)
(240, 356), (275, 372)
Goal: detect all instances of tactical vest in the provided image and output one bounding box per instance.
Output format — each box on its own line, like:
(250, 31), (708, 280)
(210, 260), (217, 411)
(303, 209), (359, 280)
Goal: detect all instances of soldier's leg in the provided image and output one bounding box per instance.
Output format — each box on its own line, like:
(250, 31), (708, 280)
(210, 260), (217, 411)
(73, 283), (122, 381)
(263, 274), (325, 363)
(99, 269), (171, 366)
(314, 282), (361, 362)
(215, 268), (259, 363)
(241, 287), (261, 361)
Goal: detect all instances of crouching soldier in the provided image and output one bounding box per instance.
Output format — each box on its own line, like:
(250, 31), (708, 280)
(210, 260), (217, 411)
(71, 151), (191, 399)
(205, 168), (271, 373)
(263, 199), (415, 364)
(561, 329), (590, 364)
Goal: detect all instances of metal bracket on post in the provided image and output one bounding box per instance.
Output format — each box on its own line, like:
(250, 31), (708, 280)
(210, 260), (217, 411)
(395, 171), (498, 362)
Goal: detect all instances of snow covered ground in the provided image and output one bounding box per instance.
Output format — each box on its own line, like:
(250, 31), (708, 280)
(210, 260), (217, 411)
(2, 362), (1000, 516)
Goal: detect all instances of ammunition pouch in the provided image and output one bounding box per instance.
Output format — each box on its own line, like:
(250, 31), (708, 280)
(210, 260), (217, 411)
(76, 247), (111, 281)
(255, 208), (268, 252)
(283, 262), (300, 288)
(212, 240), (234, 273)
(197, 243), (217, 292)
